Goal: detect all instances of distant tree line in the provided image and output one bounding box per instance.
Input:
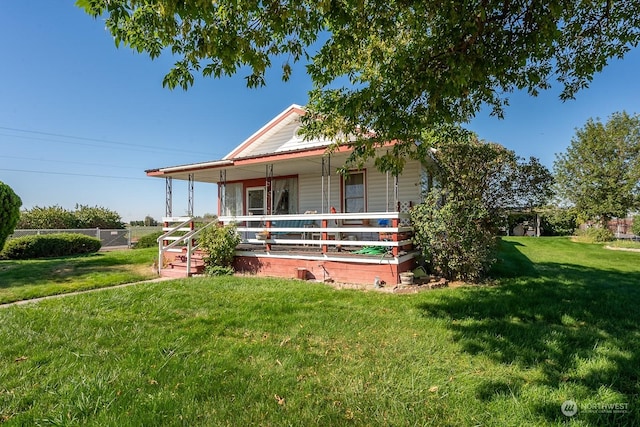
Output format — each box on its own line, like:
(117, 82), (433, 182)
(129, 216), (158, 227)
(17, 205), (125, 229)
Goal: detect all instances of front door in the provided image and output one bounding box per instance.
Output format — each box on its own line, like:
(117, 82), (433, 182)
(246, 187), (266, 216)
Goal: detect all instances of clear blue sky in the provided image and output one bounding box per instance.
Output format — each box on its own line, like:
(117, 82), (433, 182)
(2, 2), (639, 222)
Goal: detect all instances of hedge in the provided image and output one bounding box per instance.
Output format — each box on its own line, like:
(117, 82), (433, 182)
(132, 231), (164, 249)
(1, 233), (102, 259)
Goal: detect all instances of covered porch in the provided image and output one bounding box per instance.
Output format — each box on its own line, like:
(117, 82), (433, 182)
(222, 210), (415, 285)
(158, 210), (417, 284)
(147, 112), (425, 284)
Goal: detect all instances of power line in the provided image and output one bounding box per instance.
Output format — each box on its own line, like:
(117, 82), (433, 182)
(0, 155), (142, 170)
(0, 125), (214, 156)
(0, 132), (176, 156)
(0, 168), (150, 181)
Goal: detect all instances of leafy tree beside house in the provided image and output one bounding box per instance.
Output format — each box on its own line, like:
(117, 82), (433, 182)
(554, 111), (640, 227)
(0, 181), (22, 250)
(78, 0), (640, 170)
(411, 128), (553, 282)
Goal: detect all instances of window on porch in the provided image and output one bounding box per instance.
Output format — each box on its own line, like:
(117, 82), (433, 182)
(272, 177), (298, 214)
(221, 178), (298, 217)
(222, 182), (243, 216)
(344, 171), (365, 213)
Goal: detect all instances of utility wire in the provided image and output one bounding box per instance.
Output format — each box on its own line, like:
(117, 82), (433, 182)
(0, 132), (186, 156)
(0, 125), (214, 156)
(0, 168), (150, 181)
(0, 155), (142, 170)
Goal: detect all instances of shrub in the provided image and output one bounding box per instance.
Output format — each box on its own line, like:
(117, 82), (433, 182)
(17, 205), (78, 229)
(74, 204), (125, 229)
(1, 233), (102, 259)
(17, 204), (125, 229)
(133, 231), (164, 249)
(0, 181), (22, 251)
(540, 207), (578, 236)
(411, 191), (497, 282)
(632, 215), (640, 236)
(574, 227), (615, 243)
(204, 265), (235, 276)
(197, 223), (241, 276)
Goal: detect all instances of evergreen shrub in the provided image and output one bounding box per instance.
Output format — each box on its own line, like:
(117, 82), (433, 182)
(2, 233), (102, 259)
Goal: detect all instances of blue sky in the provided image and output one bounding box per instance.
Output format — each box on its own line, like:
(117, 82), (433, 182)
(1, 2), (639, 222)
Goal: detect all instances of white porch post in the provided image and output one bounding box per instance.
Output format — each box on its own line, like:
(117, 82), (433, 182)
(187, 173), (194, 216)
(321, 155), (331, 213)
(266, 164), (273, 215)
(386, 171), (390, 212)
(219, 169), (226, 215)
(394, 174), (399, 211)
(165, 177), (173, 217)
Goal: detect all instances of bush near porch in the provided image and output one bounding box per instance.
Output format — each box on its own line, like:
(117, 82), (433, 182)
(197, 223), (241, 276)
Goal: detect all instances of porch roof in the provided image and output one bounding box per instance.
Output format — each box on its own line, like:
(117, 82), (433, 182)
(145, 144), (357, 183)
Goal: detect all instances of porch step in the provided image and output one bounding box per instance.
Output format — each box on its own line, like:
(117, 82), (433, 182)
(161, 261), (206, 277)
(160, 250), (207, 277)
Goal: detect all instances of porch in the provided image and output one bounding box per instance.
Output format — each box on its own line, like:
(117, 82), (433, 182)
(158, 211), (417, 285)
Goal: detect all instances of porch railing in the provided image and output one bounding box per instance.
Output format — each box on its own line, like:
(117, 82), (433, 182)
(217, 212), (413, 256)
(157, 217), (217, 275)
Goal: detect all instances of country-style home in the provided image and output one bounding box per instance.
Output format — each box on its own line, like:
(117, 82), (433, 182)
(146, 104), (434, 284)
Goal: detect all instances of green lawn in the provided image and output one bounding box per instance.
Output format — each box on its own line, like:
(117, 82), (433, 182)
(607, 239), (640, 250)
(127, 225), (162, 241)
(0, 248), (157, 304)
(0, 237), (638, 425)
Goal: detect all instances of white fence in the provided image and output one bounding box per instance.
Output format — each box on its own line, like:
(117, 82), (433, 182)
(10, 229), (131, 247)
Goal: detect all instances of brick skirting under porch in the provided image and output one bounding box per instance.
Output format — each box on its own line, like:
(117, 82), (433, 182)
(233, 255), (416, 285)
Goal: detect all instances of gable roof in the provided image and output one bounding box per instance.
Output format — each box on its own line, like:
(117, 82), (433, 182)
(145, 104), (393, 183)
(223, 104), (334, 160)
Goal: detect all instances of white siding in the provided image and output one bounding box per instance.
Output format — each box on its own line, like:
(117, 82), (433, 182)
(236, 118), (334, 158)
(366, 160), (422, 212)
(296, 159), (423, 213)
(397, 160), (423, 207)
(298, 173), (320, 213)
(240, 120), (298, 157)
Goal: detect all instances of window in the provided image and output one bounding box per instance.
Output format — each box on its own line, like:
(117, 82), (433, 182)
(221, 182), (242, 216)
(272, 178), (298, 214)
(344, 171), (365, 213)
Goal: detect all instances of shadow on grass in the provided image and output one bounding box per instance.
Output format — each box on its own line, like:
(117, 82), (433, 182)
(0, 252), (141, 290)
(418, 240), (640, 425)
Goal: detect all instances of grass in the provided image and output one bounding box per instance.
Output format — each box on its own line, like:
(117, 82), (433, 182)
(607, 239), (640, 250)
(127, 225), (162, 241)
(0, 248), (157, 304)
(0, 237), (639, 425)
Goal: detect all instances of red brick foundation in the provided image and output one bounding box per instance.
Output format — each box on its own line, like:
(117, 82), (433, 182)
(233, 255), (416, 285)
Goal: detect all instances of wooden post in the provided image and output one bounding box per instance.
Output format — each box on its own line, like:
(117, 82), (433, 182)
(392, 217), (399, 257)
(321, 218), (328, 253)
(265, 219), (272, 251)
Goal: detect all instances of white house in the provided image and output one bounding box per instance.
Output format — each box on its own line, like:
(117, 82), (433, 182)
(146, 104), (433, 284)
